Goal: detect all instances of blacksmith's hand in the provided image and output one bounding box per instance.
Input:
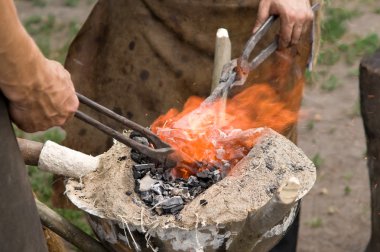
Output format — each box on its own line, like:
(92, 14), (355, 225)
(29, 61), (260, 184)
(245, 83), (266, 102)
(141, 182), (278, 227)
(6, 57), (79, 133)
(0, 0), (79, 132)
(253, 0), (314, 49)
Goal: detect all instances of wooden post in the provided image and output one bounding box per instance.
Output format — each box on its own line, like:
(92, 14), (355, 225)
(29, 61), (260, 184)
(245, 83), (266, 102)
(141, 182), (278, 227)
(211, 28), (231, 91)
(359, 50), (380, 252)
(227, 177), (300, 252)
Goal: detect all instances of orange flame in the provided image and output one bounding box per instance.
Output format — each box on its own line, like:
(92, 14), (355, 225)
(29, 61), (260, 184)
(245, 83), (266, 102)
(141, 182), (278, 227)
(151, 79), (303, 178)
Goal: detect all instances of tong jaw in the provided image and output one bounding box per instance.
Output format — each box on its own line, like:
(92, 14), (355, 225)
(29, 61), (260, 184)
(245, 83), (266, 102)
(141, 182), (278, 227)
(211, 3), (319, 100)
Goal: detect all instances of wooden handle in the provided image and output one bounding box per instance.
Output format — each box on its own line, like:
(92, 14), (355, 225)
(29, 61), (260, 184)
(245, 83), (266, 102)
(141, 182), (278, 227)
(211, 28), (231, 91)
(17, 138), (44, 166)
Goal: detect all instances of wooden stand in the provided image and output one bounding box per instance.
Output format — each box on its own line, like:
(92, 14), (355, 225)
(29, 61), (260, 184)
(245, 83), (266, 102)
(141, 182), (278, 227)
(360, 50), (380, 252)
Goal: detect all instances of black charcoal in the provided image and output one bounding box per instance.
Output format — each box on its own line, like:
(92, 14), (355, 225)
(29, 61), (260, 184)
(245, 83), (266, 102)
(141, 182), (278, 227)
(129, 131), (143, 139)
(133, 136), (150, 146)
(130, 134), (230, 216)
(187, 176), (199, 186)
(134, 163), (155, 171)
(200, 199), (208, 206)
(132, 164), (153, 179)
(131, 151), (142, 163)
(140, 191), (153, 204)
(161, 196), (184, 214)
(118, 156), (127, 161)
(151, 182), (164, 195)
(196, 170), (211, 179)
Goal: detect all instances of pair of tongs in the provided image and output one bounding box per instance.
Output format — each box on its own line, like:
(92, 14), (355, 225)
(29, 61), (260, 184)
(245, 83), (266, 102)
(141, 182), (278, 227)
(74, 93), (174, 165)
(208, 3), (320, 102)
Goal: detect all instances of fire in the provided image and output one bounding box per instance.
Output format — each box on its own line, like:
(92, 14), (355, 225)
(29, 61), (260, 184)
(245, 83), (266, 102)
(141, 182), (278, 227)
(151, 79), (303, 179)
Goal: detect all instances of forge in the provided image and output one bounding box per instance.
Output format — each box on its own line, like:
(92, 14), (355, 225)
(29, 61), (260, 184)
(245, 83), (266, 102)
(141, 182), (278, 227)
(65, 128), (316, 252)
(61, 16), (318, 251)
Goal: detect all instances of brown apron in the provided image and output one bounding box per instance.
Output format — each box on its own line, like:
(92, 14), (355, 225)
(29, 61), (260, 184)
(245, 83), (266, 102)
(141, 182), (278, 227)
(63, 0), (313, 155)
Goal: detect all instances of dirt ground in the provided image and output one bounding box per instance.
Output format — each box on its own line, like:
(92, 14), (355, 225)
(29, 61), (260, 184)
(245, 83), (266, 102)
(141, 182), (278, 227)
(14, 0), (380, 251)
(298, 1), (380, 251)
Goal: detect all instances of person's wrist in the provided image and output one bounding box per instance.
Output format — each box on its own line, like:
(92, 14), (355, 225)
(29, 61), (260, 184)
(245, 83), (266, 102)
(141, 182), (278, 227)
(0, 32), (47, 104)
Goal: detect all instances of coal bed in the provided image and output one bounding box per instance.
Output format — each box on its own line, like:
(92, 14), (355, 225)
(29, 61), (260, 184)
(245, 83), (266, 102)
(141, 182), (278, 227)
(129, 131), (226, 215)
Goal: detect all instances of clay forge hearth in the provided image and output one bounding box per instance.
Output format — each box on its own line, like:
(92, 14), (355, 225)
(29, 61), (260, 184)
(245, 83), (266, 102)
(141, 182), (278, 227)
(65, 128), (316, 252)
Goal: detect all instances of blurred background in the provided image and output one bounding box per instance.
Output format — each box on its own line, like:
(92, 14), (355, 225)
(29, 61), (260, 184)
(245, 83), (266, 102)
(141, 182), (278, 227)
(14, 0), (380, 251)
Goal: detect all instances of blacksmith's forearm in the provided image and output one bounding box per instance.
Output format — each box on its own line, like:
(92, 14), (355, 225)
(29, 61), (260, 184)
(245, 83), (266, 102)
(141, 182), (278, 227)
(0, 0), (45, 103)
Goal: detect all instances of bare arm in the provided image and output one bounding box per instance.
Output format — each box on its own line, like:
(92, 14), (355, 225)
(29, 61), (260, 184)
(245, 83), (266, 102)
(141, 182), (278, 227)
(253, 0), (314, 49)
(0, 0), (78, 132)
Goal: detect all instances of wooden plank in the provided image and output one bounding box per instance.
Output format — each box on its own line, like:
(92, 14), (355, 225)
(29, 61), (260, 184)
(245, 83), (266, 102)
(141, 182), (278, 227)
(227, 177), (300, 252)
(359, 50), (380, 252)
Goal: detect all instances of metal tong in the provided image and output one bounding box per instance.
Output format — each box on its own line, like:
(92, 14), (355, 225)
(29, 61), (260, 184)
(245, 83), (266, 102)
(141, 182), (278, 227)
(208, 3), (320, 102)
(74, 93), (174, 165)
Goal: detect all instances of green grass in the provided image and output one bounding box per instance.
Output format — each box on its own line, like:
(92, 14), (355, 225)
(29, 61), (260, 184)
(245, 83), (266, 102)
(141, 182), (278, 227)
(306, 120), (315, 131)
(54, 21), (80, 63)
(55, 208), (93, 235)
(307, 217), (323, 228)
(344, 34), (380, 65)
(64, 0), (80, 7)
(344, 185), (352, 196)
(318, 49), (340, 66)
(321, 75), (340, 92)
(24, 15), (56, 57)
(322, 8), (360, 43)
(28, 166), (53, 203)
(343, 172), (353, 181)
(318, 6), (379, 67)
(347, 68), (359, 78)
(23, 16), (80, 64)
(312, 153), (324, 169)
(374, 8), (380, 14)
(31, 0), (47, 7)
(305, 69), (319, 86)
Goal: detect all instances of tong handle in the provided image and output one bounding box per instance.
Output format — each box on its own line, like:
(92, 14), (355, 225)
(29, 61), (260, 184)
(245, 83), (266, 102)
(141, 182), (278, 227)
(74, 93), (174, 165)
(242, 3), (321, 70)
(75, 111), (173, 162)
(76, 93), (170, 149)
